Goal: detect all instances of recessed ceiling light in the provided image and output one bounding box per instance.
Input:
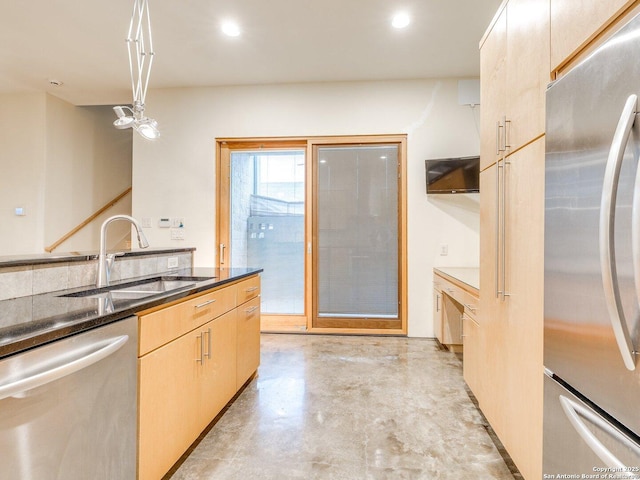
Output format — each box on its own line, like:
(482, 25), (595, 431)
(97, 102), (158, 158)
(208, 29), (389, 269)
(392, 12), (410, 29)
(222, 21), (241, 37)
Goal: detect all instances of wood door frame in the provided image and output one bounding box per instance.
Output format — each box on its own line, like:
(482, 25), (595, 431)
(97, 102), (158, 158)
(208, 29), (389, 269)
(216, 135), (407, 335)
(216, 138), (309, 332)
(308, 135), (407, 335)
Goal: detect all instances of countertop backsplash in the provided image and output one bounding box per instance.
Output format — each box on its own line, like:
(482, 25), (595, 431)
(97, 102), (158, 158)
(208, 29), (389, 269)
(0, 249), (194, 302)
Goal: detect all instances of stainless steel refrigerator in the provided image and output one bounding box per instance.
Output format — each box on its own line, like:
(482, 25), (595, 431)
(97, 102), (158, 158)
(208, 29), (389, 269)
(544, 12), (640, 475)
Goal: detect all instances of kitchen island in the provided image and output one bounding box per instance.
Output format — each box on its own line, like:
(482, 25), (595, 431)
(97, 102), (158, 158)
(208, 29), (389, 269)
(0, 247), (261, 358)
(0, 248), (262, 479)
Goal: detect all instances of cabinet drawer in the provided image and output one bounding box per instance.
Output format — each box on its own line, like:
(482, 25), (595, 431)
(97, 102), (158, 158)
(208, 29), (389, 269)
(139, 286), (237, 356)
(440, 283), (478, 316)
(236, 275), (261, 305)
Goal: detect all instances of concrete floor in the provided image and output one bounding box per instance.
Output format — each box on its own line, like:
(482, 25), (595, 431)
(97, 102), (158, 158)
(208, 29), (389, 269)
(167, 334), (517, 480)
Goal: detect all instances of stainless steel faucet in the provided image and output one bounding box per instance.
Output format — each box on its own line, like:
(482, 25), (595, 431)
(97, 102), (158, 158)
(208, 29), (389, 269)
(96, 215), (150, 287)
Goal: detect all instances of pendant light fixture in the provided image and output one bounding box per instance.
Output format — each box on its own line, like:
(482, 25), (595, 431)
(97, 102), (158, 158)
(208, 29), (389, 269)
(113, 0), (159, 140)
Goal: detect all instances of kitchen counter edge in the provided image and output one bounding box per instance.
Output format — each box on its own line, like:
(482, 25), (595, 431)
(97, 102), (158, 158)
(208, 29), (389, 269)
(0, 267), (263, 360)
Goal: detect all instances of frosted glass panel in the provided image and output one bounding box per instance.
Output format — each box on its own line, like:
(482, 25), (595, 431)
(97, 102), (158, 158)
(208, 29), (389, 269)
(317, 145), (398, 318)
(230, 151), (305, 315)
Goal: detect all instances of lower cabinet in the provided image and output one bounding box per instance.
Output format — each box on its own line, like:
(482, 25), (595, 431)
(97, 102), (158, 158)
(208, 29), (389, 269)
(433, 280), (443, 343)
(137, 275), (260, 480)
(433, 270), (478, 354)
(462, 312), (481, 399)
(236, 296), (261, 390)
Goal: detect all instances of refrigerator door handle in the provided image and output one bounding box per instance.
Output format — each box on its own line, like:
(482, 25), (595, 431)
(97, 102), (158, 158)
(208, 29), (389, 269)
(600, 93), (638, 371)
(559, 395), (640, 470)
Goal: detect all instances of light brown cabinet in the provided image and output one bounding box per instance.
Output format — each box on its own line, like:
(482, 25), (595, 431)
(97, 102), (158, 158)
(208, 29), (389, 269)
(480, 0), (549, 171)
(479, 1), (549, 477)
(432, 270), (479, 355)
(137, 275), (261, 480)
(462, 311), (481, 399)
(433, 279), (444, 343)
(478, 138), (545, 480)
(550, 0), (632, 73)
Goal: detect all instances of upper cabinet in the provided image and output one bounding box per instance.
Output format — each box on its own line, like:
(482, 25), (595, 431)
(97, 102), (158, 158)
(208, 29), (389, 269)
(480, 0), (550, 171)
(480, 7), (507, 171)
(551, 0), (633, 73)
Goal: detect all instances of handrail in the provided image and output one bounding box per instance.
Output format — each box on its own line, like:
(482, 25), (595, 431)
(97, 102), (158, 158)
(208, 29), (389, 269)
(45, 187), (133, 253)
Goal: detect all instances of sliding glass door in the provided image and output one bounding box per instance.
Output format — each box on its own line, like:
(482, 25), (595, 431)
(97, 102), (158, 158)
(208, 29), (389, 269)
(313, 144), (401, 330)
(217, 136), (406, 334)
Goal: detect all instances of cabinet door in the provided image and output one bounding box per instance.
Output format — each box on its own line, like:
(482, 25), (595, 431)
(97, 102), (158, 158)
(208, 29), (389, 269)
(198, 310), (237, 429)
(138, 330), (202, 480)
(433, 283), (443, 343)
(478, 163), (508, 437)
(462, 313), (481, 399)
(441, 293), (464, 346)
(236, 296), (261, 389)
(551, 0), (631, 71)
(480, 5), (507, 171)
(506, 0), (550, 150)
(502, 138), (545, 480)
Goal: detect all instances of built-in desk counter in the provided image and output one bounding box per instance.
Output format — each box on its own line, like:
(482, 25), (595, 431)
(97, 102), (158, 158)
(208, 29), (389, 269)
(433, 267), (481, 396)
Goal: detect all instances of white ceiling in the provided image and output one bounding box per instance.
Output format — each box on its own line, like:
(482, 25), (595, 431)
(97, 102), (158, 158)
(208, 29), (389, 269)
(0, 0), (502, 106)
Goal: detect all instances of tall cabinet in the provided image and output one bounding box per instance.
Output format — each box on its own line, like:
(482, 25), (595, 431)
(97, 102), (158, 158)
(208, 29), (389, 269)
(478, 0), (548, 478)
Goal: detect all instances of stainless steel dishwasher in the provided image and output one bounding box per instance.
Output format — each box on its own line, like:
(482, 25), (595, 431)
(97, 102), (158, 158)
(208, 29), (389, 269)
(0, 316), (137, 480)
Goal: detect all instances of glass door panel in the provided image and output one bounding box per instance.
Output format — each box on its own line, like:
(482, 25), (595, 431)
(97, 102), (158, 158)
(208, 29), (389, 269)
(230, 150), (305, 315)
(314, 144), (400, 329)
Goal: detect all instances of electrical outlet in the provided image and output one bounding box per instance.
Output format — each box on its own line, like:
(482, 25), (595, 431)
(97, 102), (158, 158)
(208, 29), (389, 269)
(440, 244), (448, 256)
(170, 229), (185, 240)
(167, 257), (179, 269)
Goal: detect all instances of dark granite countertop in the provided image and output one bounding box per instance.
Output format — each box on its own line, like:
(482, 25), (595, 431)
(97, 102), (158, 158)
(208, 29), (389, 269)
(0, 267), (262, 359)
(0, 247), (196, 268)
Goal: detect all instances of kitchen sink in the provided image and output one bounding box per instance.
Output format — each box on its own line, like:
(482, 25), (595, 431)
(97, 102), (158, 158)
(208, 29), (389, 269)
(59, 276), (216, 300)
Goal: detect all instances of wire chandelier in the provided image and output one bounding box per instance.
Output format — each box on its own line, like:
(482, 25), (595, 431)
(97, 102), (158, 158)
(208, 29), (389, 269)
(113, 0), (159, 140)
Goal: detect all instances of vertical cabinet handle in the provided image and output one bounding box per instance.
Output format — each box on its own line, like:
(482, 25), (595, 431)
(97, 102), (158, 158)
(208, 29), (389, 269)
(600, 94), (637, 371)
(195, 329), (212, 363)
(504, 118), (511, 150)
(495, 159), (501, 298)
(436, 294), (440, 312)
(502, 158), (510, 300)
(219, 243), (226, 265)
(196, 333), (204, 364)
(496, 121), (502, 156)
(204, 328), (211, 360)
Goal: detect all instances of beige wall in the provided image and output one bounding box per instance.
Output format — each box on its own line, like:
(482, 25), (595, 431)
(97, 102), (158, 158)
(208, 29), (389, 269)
(0, 93), (47, 254)
(44, 96), (133, 252)
(0, 93), (133, 255)
(132, 79), (480, 337)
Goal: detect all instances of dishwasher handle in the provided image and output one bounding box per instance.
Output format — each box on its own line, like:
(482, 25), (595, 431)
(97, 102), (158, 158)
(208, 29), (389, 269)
(0, 335), (129, 401)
